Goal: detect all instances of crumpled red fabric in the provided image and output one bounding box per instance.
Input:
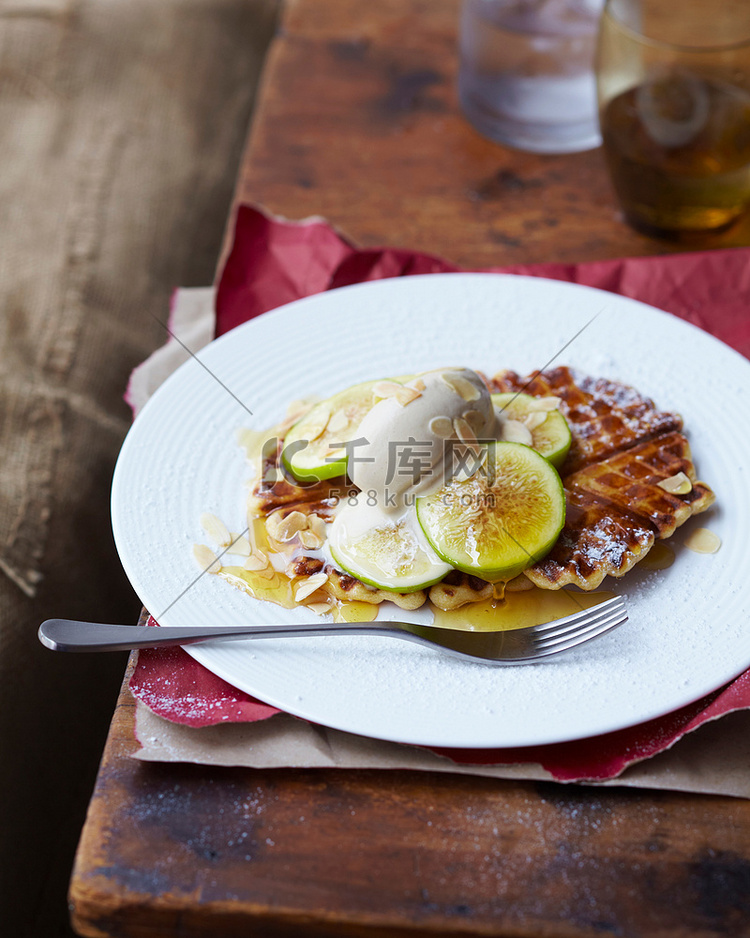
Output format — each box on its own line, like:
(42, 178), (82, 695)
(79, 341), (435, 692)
(130, 204), (750, 781)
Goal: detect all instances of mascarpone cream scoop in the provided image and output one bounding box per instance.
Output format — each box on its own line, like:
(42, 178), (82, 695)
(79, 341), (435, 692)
(347, 367), (498, 511)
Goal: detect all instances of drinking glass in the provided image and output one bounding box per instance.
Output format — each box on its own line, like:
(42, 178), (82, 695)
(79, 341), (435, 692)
(596, 0), (750, 237)
(458, 0), (604, 154)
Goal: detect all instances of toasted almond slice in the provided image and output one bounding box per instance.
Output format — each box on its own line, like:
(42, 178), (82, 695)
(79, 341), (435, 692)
(373, 380), (407, 399)
(429, 415), (454, 438)
(229, 534), (252, 556)
(306, 601), (333, 616)
(500, 418), (533, 446)
(294, 571), (329, 602)
(442, 374), (481, 402)
(200, 512), (231, 546)
(275, 510), (309, 542)
(463, 409), (487, 433)
(299, 530), (323, 550)
(244, 550), (270, 572)
(255, 562), (280, 580)
(395, 386), (422, 406)
(412, 378), (426, 392)
(308, 515), (328, 540)
(684, 527), (721, 554)
(193, 543), (222, 574)
(529, 396), (562, 412)
(305, 411), (331, 443)
(264, 512), (284, 540)
(657, 472), (693, 495)
(372, 380), (422, 406)
(523, 411), (548, 431)
(326, 409), (350, 433)
(453, 416), (478, 446)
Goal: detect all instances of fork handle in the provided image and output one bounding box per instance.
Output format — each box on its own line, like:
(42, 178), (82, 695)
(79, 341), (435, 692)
(38, 618), (397, 652)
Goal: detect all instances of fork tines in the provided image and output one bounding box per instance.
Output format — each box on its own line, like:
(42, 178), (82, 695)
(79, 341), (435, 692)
(531, 596), (628, 655)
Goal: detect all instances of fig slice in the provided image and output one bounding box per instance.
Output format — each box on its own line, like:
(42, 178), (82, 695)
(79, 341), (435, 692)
(417, 442), (566, 582)
(492, 392), (572, 469)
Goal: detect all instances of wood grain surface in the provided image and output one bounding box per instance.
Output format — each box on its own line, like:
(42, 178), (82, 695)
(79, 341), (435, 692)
(70, 1), (750, 936)
(72, 668), (750, 938)
(233, 0), (750, 267)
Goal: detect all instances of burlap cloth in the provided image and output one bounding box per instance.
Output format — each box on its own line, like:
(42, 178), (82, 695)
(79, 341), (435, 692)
(0, 2), (278, 934)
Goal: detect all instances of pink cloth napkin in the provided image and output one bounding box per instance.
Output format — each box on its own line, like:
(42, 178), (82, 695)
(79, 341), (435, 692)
(130, 205), (750, 782)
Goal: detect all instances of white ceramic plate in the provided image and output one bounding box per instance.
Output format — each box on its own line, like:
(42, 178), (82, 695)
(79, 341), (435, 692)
(112, 273), (750, 748)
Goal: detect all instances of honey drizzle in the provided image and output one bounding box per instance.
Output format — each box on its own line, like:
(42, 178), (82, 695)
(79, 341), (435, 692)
(219, 561), (614, 633)
(638, 541), (675, 571)
(432, 587), (616, 632)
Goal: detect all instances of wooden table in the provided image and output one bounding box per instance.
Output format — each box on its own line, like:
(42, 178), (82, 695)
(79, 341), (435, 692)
(70, 2), (750, 936)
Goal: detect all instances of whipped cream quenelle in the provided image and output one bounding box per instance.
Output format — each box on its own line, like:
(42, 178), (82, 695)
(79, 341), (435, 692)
(347, 368), (498, 510)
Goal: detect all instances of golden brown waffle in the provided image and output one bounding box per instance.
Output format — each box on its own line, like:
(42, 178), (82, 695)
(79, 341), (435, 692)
(492, 366), (683, 473)
(492, 368), (715, 590)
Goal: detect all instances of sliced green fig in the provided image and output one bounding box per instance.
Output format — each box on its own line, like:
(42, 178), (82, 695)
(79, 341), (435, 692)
(492, 392), (572, 469)
(281, 381), (382, 482)
(328, 496), (452, 593)
(416, 441), (566, 582)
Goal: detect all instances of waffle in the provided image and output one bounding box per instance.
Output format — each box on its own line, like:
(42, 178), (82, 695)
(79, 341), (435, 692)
(492, 367), (715, 590)
(250, 367), (715, 604)
(492, 366), (683, 473)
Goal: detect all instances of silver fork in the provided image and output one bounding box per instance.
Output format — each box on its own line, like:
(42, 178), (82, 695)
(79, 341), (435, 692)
(39, 596), (626, 665)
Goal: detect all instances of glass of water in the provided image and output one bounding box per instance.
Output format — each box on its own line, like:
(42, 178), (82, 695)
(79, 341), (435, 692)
(457, 0), (604, 154)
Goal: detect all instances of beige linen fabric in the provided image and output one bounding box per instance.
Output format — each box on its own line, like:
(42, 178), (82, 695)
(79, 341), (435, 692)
(0, 1), (278, 934)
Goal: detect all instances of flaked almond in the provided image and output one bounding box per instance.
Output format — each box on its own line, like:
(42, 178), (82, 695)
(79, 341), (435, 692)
(264, 512), (284, 540)
(245, 560), (278, 581)
(523, 411), (548, 432)
(373, 380), (408, 399)
(412, 378), (426, 392)
(299, 530), (323, 550)
(500, 418), (533, 446)
(244, 550), (270, 572)
(229, 533), (252, 556)
(274, 510), (308, 542)
(429, 415), (454, 438)
(304, 410), (331, 443)
(463, 409), (486, 433)
(266, 510), (304, 542)
(395, 385), (422, 406)
(308, 514), (328, 540)
(442, 373), (481, 402)
(657, 472), (693, 495)
(193, 543), (222, 574)
(294, 571), (329, 602)
(453, 416), (479, 446)
(326, 409), (350, 433)
(306, 601), (333, 616)
(530, 396), (562, 412)
(200, 512), (231, 546)
(685, 528), (721, 554)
